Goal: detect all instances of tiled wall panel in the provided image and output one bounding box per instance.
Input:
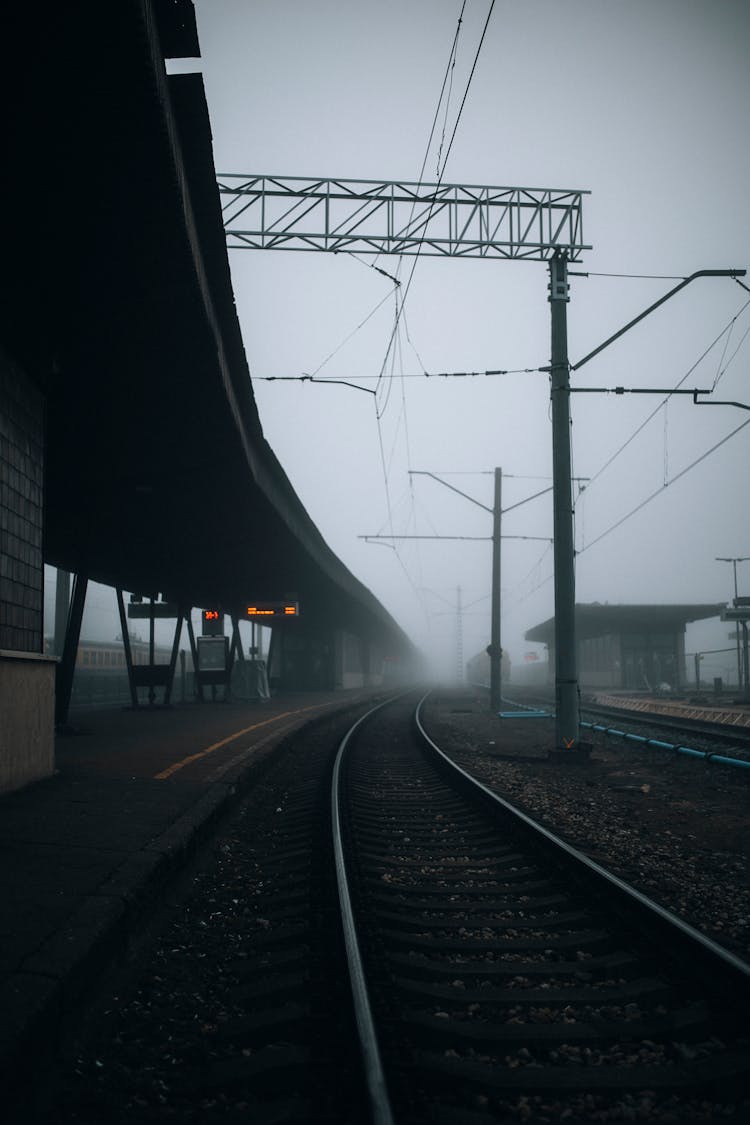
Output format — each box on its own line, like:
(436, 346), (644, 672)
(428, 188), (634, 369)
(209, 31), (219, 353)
(0, 350), (44, 653)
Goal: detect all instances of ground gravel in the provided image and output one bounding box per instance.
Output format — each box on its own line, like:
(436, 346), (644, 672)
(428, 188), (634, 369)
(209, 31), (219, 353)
(422, 690), (750, 964)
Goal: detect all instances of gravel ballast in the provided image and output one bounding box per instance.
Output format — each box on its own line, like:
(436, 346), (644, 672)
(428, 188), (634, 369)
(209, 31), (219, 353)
(421, 689), (750, 965)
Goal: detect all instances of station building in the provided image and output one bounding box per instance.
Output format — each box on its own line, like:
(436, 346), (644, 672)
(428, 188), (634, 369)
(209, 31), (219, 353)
(525, 603), (724, 692)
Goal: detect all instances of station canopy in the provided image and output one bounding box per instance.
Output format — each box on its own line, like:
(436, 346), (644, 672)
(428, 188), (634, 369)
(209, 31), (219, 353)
(2, 1), (414, 657)
(525, 604), (726, 646)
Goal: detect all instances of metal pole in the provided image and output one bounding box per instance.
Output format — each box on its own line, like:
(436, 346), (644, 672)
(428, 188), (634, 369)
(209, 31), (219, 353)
(732, 560), (741, 688)
(55, 573), (88, 728)
(186, 614), (203, 703)
(164, 611), (184, 706)
(54, 569), (70, 656)
(549, 250), (580, 749)
(456, 585), (463, 682)
(148, 594), (156, 705)
(489, 468), (502, 711)
(115, 588), (138, 709)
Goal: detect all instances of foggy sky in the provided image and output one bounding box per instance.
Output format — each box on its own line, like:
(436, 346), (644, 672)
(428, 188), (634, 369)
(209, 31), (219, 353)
(69, 1), (750, 680)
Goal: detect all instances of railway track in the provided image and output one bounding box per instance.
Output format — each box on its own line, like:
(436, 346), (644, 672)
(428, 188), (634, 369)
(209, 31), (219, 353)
(579, 700), (750, 756)
(490, 686), (750, 762)
(335, 693), (750, 1123)
(51, 692), (750, 1123)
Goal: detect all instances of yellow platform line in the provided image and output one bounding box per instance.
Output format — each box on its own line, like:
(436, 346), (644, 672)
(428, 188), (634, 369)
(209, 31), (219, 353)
(154, 701), (336, 780)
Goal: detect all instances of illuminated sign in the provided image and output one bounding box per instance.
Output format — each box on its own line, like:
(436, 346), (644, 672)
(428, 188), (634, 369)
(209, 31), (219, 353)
(202, 609), (225, 636)
(244, 602), (299, 618)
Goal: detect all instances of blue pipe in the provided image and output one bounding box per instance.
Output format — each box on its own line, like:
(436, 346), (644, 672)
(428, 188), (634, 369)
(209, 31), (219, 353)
(579, 720), (750, 771)
(498, 695), (551, 719)
(499, 710), (549, 719)
(474, 685), (750, 770)
(710, 752), (750, 768)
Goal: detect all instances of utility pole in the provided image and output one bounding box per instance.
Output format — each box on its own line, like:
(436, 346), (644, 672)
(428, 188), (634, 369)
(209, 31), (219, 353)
(549, 250), (579, 749)
(562, 266), (745, 734)
(455, 585), (464, 682)
(364, 470), (550, 711)
(489, 468), (503, 711)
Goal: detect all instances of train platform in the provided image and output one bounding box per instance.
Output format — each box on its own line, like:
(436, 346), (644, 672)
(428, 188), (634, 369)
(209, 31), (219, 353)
(590, 691), (750, 728)
(0, 690), (377, 1091)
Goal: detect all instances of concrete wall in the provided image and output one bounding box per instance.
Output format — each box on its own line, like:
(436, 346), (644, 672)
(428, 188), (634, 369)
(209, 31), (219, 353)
(339, 630), (366, 689)
(0, 651), (56, 793)
(337, 632), (392, 689)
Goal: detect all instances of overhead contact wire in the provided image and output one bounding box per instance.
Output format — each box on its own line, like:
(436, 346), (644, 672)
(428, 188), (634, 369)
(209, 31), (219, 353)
(580, 417), (750, 554)
(375, 0), (494, 404)
(583, 300), (750, 492)
(437, 0), (496, 177)
(370, 0), (475, 608)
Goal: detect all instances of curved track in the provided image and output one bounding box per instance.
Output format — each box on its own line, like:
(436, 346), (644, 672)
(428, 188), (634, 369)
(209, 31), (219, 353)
(50, 692), (750, 1123)
(334, 692), (750, 1123)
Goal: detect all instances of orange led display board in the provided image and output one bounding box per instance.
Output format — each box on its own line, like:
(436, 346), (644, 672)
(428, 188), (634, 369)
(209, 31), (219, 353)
(244, 602), (299, 618)
(201, 609), (224, 636)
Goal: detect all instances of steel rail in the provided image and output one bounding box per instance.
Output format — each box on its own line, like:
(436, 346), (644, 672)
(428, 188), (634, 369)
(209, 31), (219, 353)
(520, 690), (750, 750)
(331, 695), (400, 1125)
(473, 683), (750, 766)
(414, 692), (750, 990)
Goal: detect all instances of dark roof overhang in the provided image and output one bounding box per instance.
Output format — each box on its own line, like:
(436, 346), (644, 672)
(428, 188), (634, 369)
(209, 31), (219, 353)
(2, 1), (414, 656)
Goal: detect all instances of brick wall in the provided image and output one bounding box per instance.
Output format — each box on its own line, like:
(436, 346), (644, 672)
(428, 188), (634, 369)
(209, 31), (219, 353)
(0, 348), (45, 653)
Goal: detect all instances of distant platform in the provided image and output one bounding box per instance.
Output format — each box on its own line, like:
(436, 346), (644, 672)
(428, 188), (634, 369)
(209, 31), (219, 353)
(590, 692), (750, 729)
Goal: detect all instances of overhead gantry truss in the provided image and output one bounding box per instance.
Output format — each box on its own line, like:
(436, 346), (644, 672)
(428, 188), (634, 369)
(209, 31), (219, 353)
(218, 175), (590, 262)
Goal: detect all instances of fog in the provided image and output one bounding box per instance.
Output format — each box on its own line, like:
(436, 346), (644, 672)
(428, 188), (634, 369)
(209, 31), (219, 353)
(187, 0), (750, 678)
(57, 2), (750, 682)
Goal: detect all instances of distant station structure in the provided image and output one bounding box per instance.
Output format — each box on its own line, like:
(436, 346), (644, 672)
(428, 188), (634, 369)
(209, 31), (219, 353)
(525, 604), (725, 692)
(0, 1), (416, 794)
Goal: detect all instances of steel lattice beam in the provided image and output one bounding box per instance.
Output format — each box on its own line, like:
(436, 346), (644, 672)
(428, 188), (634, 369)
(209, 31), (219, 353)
(218, 175), (590, 262)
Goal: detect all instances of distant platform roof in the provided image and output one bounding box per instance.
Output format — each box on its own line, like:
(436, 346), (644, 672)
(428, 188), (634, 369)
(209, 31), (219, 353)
(525, 604), (725, 645)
